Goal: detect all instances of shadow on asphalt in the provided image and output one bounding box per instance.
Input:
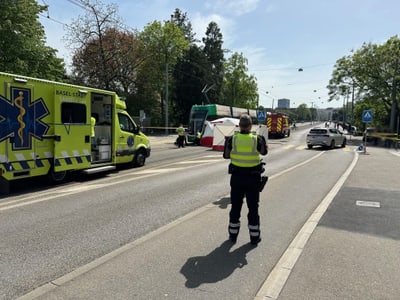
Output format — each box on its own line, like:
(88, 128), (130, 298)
(180, 240), (257, 288)
(213, 197), (230, 209)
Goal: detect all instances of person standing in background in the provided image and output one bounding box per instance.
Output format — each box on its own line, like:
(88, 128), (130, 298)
(176, 124), (186, 148)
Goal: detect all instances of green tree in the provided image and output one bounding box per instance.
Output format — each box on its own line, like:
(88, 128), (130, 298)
(170, 9), (209, 124)
(138, 20), (189, 127)
(222, 52), (258, 108)
(173, 44), (209, 124)
(295, 103), (311, 122)
(328, 36), (400, 131)
(67, 0), (140, 91)
(353, 98), (389, 131)
(170, 9), (197, 43)
(0, 0), (65, 80)
(71, 27), (143, 93)
(202, 22), (225, 104)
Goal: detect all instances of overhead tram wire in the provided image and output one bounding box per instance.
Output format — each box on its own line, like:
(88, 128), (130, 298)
(40, 0), (137, 34)
(250, 62), (335, 72)
(65, 0), (137, 33)
(66, 0), (91, 12)
(39, 13), (72, 29)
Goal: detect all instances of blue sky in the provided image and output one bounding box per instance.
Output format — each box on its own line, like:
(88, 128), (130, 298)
(40, 0), (400, 109)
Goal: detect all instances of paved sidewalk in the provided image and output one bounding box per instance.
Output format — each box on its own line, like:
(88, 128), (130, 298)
(275, 147), (400, 300)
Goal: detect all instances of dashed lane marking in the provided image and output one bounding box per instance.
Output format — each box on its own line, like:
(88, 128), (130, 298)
(17, 151), (329, 300)
(0, 157), (223, 212)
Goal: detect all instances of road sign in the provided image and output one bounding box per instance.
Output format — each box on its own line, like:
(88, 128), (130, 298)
(362, 110), (373, 123)
(257, 110), (266, 122)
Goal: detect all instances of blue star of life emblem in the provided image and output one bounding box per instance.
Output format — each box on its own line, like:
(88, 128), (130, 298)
(0, 87), (49, 150)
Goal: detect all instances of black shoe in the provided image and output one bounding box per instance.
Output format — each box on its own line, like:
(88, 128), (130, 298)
(229, 235), (237, 243)
(250, 237), (261, 245)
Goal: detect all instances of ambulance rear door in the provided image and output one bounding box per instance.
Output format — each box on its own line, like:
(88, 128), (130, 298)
(53, 88), (92, 172)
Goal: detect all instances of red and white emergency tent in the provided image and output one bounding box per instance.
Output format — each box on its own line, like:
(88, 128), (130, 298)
(212, 123), (268, 151)
(200, 118), (239, 147)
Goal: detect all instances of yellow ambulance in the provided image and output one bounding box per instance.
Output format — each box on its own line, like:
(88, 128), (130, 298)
(0, 72), (151, 194)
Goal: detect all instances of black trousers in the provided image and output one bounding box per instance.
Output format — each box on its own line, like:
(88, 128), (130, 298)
(229, 173), (261, 238)
(177, 135), (185, 147)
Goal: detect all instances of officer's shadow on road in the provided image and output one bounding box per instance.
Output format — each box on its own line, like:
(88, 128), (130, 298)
(180, 240), (256, 288)
(213, 197), (230, 209)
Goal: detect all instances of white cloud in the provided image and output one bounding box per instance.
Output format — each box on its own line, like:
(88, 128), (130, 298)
(191, 12), (236, 45)
(206, 0), (260, 16)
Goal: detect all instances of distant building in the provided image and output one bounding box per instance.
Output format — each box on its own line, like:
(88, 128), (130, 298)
(277, 98), (290, 109)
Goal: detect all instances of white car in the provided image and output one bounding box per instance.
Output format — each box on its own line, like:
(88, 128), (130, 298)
(306, 127), (347, 149)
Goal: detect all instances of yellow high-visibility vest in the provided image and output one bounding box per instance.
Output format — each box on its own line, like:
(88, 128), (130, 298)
(176, 126), (185, 136)
(230, 133), (260, 167)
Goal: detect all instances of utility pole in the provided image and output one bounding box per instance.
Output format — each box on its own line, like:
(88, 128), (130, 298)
(349, 84), (354, 134)
(342, 96), (345, 125)
(390, 58), (398, 133)
(310, 101), (314, 124)
(165, 61), (169, 135)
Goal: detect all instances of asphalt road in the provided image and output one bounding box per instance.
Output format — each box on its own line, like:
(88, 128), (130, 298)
(1, 125), (359, 300)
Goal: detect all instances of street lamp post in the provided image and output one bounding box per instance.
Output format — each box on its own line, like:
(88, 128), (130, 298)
(310, 102), (314, 124)
(342, 95), (346, 126)
(350, 84), (354, 134)
(265, 90), (275, 111)
(165, 61), (169, 135)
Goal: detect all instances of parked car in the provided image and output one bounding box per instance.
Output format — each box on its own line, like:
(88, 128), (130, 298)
(306, 127), (347, 149)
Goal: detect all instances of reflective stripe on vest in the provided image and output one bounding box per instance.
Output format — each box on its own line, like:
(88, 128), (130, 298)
(230, 133), (260, 167)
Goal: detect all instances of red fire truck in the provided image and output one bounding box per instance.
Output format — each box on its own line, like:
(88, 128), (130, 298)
(266, 113), (290, 138)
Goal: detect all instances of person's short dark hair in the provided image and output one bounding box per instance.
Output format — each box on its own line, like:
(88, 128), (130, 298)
(239, 114), (252, 128)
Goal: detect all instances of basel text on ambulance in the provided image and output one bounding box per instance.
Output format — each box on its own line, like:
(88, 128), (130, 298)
(0, 72), (151, 194)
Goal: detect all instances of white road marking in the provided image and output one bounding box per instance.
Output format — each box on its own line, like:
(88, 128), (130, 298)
(356, 200), (380, 208)
(0, 158), (222, 212)
(254, 151), (359, 300)
(16, 151), (332, 300)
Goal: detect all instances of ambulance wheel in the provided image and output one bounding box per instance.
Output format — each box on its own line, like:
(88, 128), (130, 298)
(47, 168), (67, 183)
(133, 149), (146, 167)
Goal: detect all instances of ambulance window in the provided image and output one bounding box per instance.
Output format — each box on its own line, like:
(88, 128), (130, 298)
(61, 102), (86, 124)
(118, 113), (135, 132)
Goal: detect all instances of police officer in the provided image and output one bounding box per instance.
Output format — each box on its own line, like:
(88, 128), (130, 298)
(176, 124), (186, 148)
(223, 114), (268, 245)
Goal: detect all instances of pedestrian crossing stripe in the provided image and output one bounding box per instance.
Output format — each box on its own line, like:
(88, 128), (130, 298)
(283, 145), (295, 149)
